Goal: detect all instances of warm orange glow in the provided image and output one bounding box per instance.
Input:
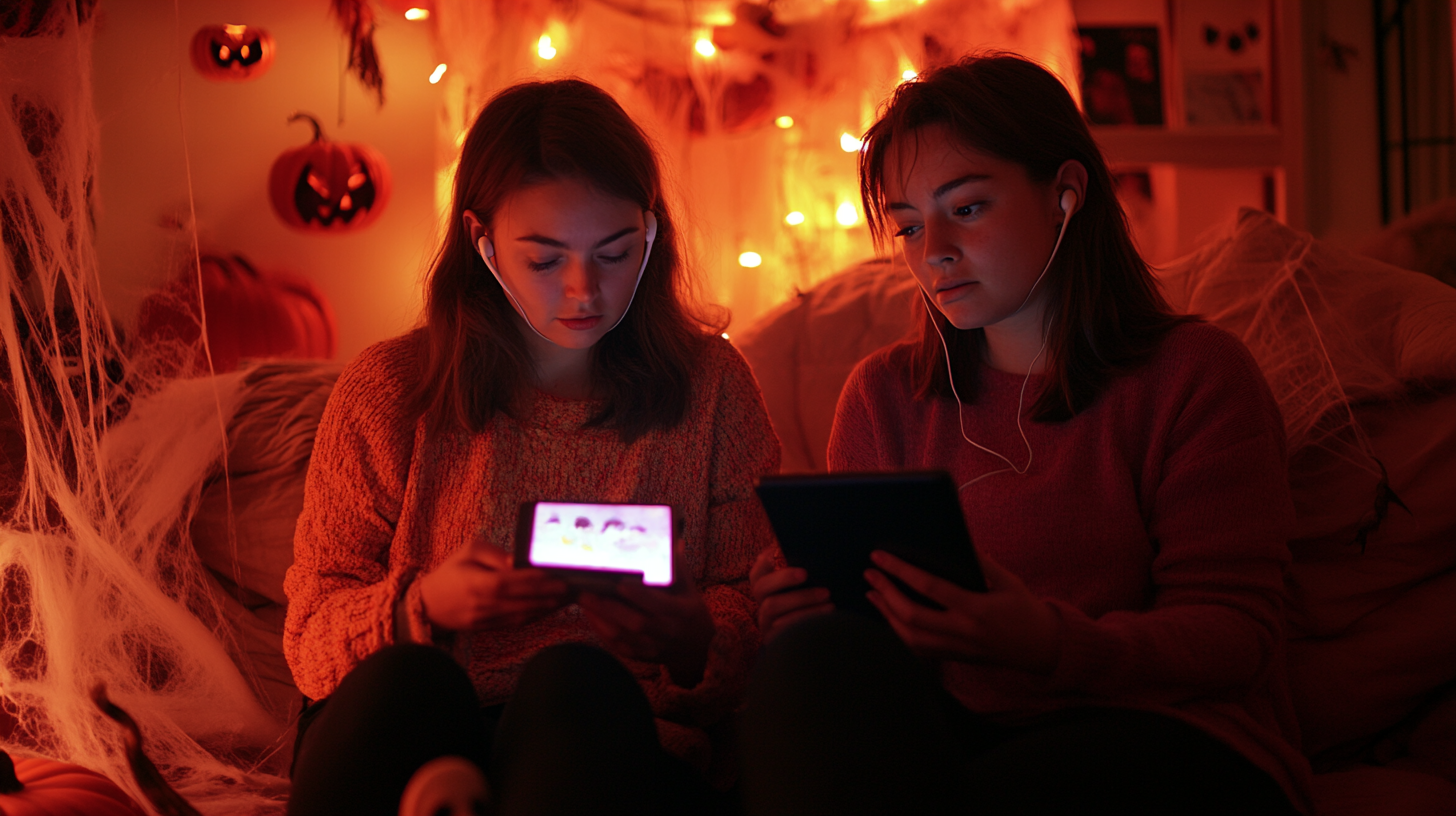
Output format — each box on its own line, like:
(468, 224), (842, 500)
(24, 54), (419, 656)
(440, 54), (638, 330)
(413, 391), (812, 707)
(537, 35), (557, 60)
(840, 133), (863, 152)
(902, 69), (917, 81)
(429, 63), (447, 84)
(218, 45), (231, 60)
(239, 44), (251, 59)
(738, 252), (763, 268)
(223, 23), (246, 37)
(836, 202), (859, 226)
(404, 8), (430, 21)
(702, 10), (735, 26)
(775, 115), (795, 129)
(785, 211), (805, 226)
(721, 332), (731, 340)
(694, 38), (717, 57)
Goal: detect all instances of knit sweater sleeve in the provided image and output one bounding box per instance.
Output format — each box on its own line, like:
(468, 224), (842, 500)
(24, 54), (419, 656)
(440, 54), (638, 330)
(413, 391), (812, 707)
(283, 338), (419, 701)
(1045, 333), (1295, 703)
(648, 342), (780, 725)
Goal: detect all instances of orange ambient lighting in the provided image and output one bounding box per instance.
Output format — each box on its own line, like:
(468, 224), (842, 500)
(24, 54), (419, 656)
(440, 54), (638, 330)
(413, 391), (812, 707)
(775, 115), (794, 129)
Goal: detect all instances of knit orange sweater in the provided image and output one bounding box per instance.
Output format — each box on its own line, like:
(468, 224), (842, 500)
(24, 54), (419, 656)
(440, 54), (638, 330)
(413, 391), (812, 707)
(283, 330), (780, 766)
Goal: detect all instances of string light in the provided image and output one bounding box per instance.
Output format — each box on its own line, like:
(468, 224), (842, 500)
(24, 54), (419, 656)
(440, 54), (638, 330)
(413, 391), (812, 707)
(785, 211), (805, 226)
(429, 63), (447, 84)
(775, 115), (795, 129)
(537, 34), (557, 60)
(902, 68), (918, 81)
(840, 133), (863, 152)
(836, 202), (859, 227)
(738, 252), (763, 268)
(694, 37), (717, 57)
(404, 8), (430, 20)
(721, 332), (731, 340)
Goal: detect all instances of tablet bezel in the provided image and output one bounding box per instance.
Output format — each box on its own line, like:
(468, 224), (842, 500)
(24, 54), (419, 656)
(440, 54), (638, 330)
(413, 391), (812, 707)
(754, 470), (986, 619)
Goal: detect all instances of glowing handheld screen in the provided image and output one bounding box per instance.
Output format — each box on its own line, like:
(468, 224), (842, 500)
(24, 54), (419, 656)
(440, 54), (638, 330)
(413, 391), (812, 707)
(514, 501), (674, 587)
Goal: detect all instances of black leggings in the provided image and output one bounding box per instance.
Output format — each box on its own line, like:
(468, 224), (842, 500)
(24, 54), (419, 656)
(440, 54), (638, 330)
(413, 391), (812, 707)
(287, 643), (711, 816)
(739, 613), (1299, 816)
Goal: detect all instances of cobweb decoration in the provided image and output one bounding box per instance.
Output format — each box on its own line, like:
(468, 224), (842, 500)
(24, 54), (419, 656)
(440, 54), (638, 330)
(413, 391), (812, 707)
(2, 4), (288, 813)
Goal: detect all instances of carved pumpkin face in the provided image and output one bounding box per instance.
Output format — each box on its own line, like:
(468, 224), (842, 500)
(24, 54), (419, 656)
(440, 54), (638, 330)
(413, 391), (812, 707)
(269, 114), (391, 232)
(190, 24), (274, 81)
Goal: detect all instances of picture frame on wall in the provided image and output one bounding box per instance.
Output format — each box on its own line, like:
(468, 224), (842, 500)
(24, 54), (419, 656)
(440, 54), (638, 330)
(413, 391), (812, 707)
(1174, 0), (1272, 127)
(1079, 26), (1166, 125)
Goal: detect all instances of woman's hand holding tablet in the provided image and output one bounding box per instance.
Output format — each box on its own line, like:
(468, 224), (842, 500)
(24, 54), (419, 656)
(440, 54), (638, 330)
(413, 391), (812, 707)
(749, 549), (834, 643)
(418, 541), (571, 633)
(578, 555), (716, 688)
(865, 549), (1062, 673)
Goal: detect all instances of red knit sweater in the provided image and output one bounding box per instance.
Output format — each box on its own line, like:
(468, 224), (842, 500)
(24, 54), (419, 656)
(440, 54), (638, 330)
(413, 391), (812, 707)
(283, 331), (780, 768)
(828, 321), (1315, 813)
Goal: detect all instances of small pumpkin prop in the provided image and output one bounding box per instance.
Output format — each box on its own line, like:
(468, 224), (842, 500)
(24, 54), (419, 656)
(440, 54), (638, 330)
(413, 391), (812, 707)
(0, 748), (147, 816)
(189, 24), (275, 81)
(269, 112), (391, 232)
(134, 253), (338, 375)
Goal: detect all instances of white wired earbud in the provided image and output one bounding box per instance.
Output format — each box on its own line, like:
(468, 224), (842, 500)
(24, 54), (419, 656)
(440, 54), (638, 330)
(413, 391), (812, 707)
(478, 210), (659, 345)
(921, 187), (1076, 491)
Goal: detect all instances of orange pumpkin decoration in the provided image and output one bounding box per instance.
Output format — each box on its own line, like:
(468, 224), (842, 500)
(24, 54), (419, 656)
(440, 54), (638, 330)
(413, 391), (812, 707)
(133, 254), (338, 375)
(269, 112), (391, 232)
(0, 748), (147, 816)
(189, 24), (275, 82)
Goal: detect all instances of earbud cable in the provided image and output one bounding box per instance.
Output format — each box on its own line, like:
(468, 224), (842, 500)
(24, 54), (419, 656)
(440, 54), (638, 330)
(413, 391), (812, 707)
(919, 203), (1072, 492)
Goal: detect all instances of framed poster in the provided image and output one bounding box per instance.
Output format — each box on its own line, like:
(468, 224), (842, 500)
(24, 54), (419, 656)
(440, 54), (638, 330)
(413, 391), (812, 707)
(1175, 0), (1272, 126)
(1079, 26), (1166, 125)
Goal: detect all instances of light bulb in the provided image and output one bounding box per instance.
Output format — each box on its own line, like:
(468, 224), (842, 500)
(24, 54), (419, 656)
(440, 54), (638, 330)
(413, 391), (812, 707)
(840, 133), (863, 152)
(429, 63), (447, 84)
(695, 38), (717, 57)
(785, 211), (805, 226)
(836, 202), (859, 227)
(404, 8), (430, 21)
(738, 252), (763, 268)
(902, 69), (917, 81)
(775, 115), (794, 129)
(538, 35), (557, 60)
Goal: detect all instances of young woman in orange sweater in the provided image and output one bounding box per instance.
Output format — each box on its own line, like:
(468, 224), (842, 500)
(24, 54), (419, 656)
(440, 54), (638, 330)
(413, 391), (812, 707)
(283, 79), (778, 816)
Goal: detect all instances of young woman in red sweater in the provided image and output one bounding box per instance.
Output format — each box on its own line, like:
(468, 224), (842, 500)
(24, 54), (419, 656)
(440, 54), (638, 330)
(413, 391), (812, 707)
(743, 54), (1312, 815)
(283, 79), (778, 816)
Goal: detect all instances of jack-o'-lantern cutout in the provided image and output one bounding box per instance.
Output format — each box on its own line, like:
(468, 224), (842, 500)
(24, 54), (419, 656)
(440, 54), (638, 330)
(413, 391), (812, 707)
(190, 24), (275, 81)
(269, 113), (391, 232)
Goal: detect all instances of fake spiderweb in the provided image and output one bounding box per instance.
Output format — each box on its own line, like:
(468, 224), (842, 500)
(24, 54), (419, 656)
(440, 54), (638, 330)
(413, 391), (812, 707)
(1, 6), (289, 814)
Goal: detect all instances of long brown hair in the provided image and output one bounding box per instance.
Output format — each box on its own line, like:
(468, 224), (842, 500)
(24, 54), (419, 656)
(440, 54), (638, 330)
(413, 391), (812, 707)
(859, 53), (1190, 420)
(411, 79), (718, 441)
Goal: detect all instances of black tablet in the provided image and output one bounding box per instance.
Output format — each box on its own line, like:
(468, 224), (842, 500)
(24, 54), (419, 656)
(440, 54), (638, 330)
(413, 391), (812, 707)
(754, 471), (986, 619)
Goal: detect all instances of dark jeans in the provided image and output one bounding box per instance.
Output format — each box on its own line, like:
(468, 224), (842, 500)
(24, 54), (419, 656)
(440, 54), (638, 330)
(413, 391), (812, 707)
(739, 613), (1300, 816)
(288, 642), (711, 816)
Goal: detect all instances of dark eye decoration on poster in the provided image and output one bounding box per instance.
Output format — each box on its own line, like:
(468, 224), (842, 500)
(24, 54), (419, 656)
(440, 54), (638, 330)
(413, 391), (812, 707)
(1078, 26), (1164, 126)
(268, 112), (391, 233)
(190, 24), (275, 81)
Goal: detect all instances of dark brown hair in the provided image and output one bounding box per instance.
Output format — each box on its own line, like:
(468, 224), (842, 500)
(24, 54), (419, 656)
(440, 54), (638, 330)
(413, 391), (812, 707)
(859, 53), (1190, 420)
(410, 79), (718, 440)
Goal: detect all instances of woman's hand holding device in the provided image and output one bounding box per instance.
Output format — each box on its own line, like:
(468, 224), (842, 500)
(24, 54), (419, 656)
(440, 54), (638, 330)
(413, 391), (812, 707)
(418, 541), (571, 633)
(578, 544), (716, 688)
(749, 548), (834, 643)
(865, 549), (1061, 673)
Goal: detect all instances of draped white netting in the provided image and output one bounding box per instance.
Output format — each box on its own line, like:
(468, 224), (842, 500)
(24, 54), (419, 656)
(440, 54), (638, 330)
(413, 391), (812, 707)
(1, 3), (289, 813)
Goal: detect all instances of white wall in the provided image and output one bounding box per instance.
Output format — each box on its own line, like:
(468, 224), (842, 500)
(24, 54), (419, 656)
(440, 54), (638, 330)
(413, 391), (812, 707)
(92, 0), (440, 361)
